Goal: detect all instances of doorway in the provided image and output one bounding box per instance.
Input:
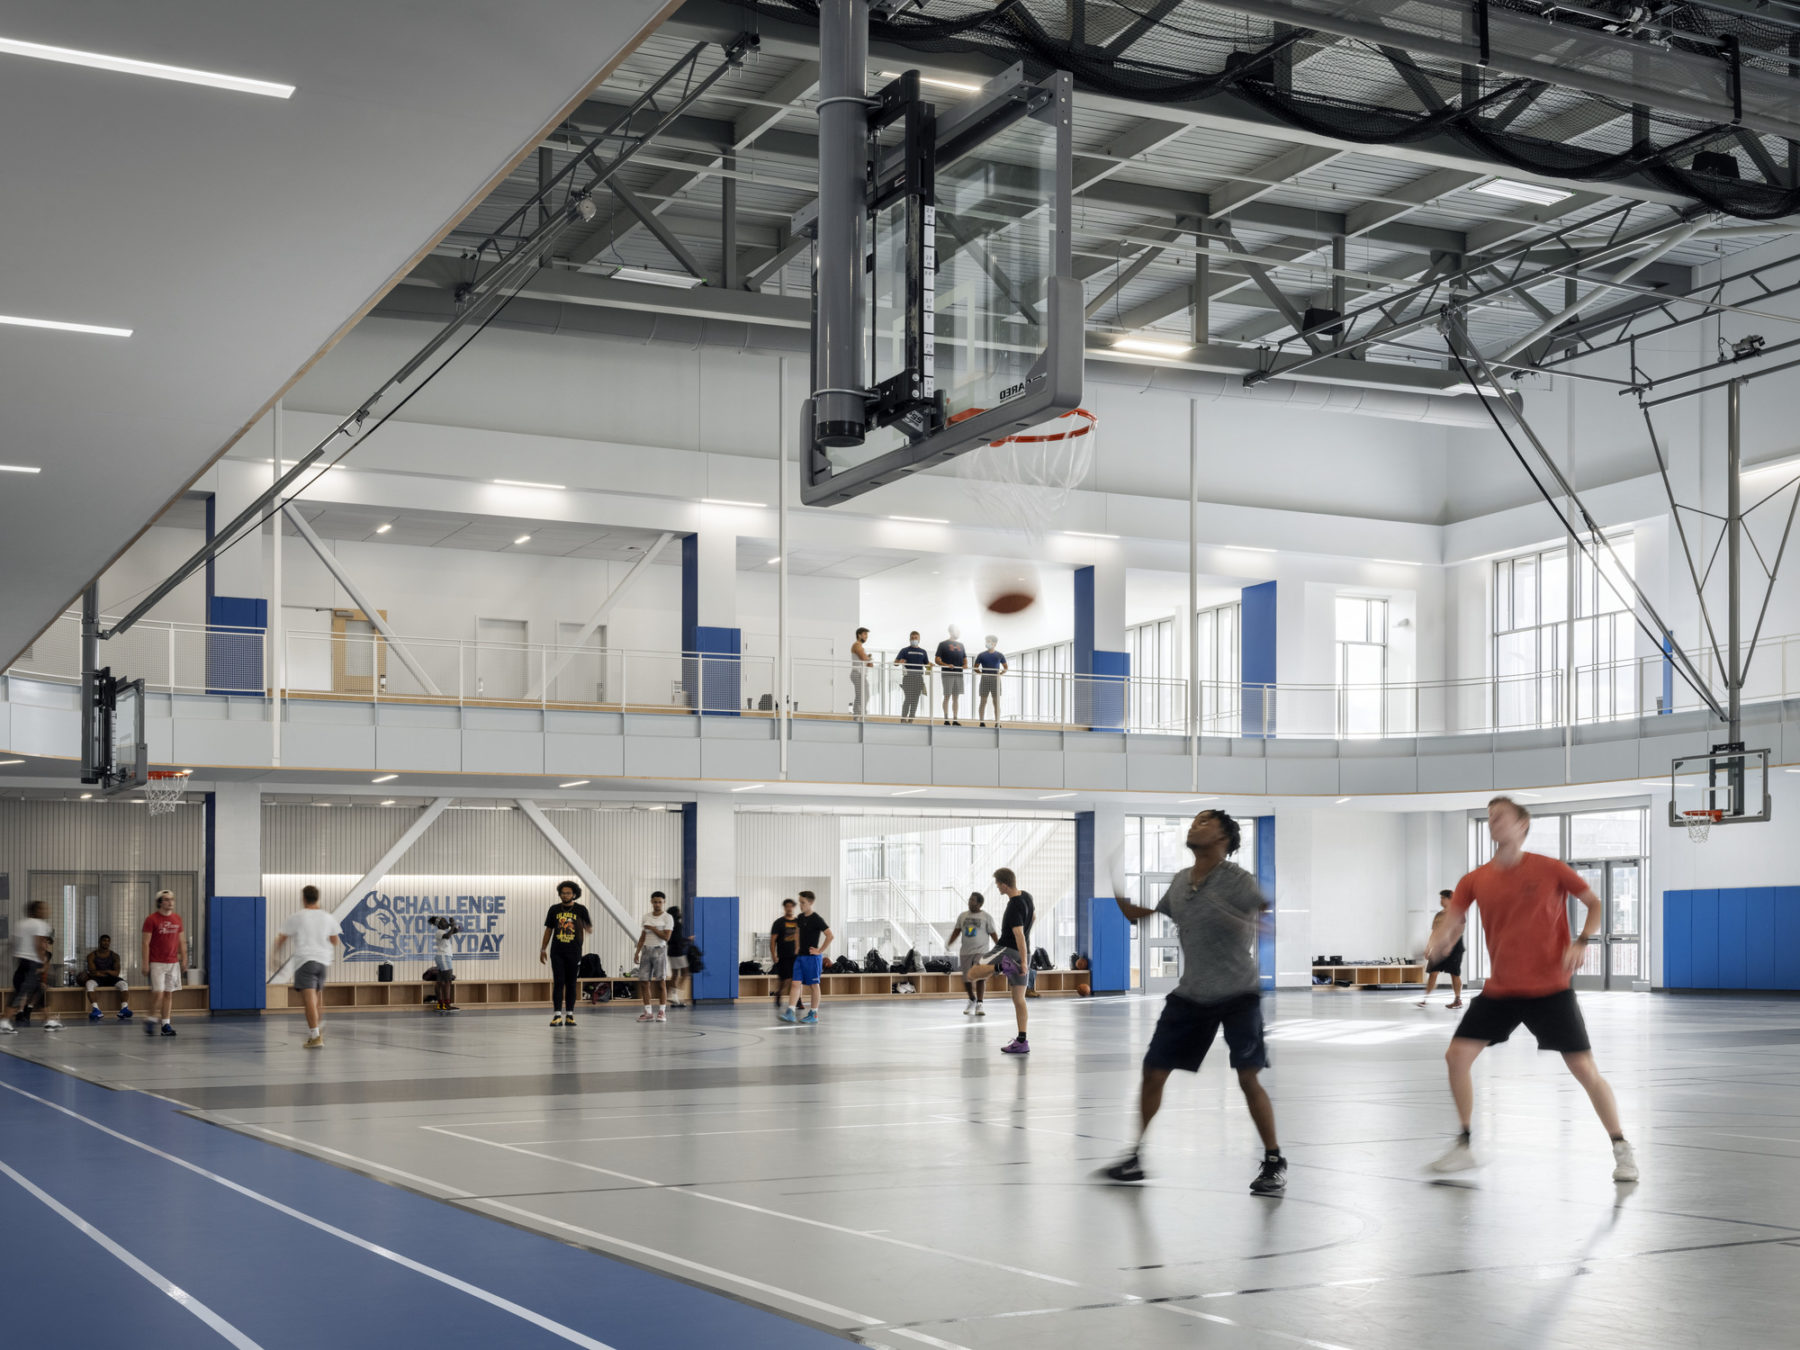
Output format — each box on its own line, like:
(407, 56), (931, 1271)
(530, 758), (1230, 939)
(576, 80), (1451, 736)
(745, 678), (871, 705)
(1139, 871), (1181, 994)
(475, 617), (529, 701)
(1568, 859), (1643, 990)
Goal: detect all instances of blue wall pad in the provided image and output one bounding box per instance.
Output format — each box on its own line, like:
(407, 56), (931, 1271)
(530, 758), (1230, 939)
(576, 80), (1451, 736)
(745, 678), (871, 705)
(1241, 580), (1277, 737)
(680, 532), (699, 651)
(1087, 648), (1129, 729)
(1075, 812), (1095, 956)
(1662, 885), (1800, 990)
(680, 802), (697, 909)
(1073, 565), (1095, 675)
(208, 895), (266, 1013)
(1090, 897), (1131, 993)
(207, 594), (266, 694)
(1255, 815), (1276, 988)
(0, 1056), (847, 1350)
(691, 895), (740, 1001)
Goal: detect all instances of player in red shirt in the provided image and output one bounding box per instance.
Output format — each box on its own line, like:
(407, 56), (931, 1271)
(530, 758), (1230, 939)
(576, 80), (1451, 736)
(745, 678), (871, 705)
(139, 890), (186, 1037)
(1425, 797), (1637, 1181)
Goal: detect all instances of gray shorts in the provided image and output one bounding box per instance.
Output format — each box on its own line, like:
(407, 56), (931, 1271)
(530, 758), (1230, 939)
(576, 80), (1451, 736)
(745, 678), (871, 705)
(941, 671), (964, 695)
(670, 953), (689, 974)
(638, 948), (670, 981)
(958, 951), (985, 975)
(293, 961), (328, 991)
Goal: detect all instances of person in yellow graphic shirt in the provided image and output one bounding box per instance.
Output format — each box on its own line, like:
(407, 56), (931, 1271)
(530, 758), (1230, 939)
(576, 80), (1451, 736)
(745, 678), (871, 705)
(538, 881), (593, 1028)
(950, 892), (998, 1016)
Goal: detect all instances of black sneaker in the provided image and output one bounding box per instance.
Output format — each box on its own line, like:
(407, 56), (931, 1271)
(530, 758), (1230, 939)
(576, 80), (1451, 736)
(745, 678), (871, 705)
(1101, 1154), (1146, 1183)
(160, 1023), (177, 1037)
(1249, 1154), (1287, 1195)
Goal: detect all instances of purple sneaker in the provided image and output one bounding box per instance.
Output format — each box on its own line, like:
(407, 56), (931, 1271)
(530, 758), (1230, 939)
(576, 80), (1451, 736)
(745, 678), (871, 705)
(1001, 1036), (1030, 1055)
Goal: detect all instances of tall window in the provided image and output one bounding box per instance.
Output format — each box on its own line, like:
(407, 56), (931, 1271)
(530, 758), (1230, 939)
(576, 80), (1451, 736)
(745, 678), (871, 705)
(1335, 596), (1388, 736)
(1195, 602), (1240, 734)
(1013, 640), (1073, 724)
(1493, 537), (1636, 728)
(1127, 617), (1178, 731)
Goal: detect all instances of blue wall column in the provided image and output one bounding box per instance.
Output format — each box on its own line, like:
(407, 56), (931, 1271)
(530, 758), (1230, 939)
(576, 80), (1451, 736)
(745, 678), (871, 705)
(682, 531), (743, 715)
(1241, 580), (1277, 737)
(1074, 564), (1129, 730)
(683, 798), (740, 999)
(1255, 815), (1276, 990)
(1075, 810), (1130, 992)
(208, 897), (267, 1013)
(205, 783), (263, 1009)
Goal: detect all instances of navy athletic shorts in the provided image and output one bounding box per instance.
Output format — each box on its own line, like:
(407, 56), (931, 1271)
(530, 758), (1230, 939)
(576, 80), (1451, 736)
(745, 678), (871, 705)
(1145, 990), (1268, 1073)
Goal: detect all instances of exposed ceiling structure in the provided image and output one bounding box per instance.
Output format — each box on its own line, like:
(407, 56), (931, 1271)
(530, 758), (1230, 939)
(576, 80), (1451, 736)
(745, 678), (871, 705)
(368, 0), (1800, 408)
(0, 0), (676, 668)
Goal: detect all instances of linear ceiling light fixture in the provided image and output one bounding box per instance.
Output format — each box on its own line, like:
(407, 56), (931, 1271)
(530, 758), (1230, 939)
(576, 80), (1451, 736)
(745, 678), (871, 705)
(703, 498), (766, 508)
(1472, 179), (1571, 206)
(609, 266), (704, 289)
(512, 535), (532, 545)
(892, 787), (928, 795)
(494, 479), (565, 491)
(374, 523), (392, 534)
(0, 313), (132, 338)
(1063, 530), (1119, 539)
(890, 515), (950, 524)
(731, 783), (764, 792)
(0, 464), (43, 475)
(1038, 791), (1077, 800)
(559, 780), (590, 788)
(0, 35), (294, 97)
(371, 774), (397, 784)
(1113, 337), (1192, 357)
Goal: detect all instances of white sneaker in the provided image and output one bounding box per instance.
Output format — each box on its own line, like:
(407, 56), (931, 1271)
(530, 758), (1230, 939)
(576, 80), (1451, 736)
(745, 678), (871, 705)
(1428, 1136), (1479, 1173)
(963, 1002), (976, 1016)
(636, 1010), (654, 1022)
(654, 1009), (667, 1022)
(42, 1019), (64, 1031)
(1611, 1138), (1640, 1183)
(0, 1019), (14, 1034)
(975, 1005), (986, 1017)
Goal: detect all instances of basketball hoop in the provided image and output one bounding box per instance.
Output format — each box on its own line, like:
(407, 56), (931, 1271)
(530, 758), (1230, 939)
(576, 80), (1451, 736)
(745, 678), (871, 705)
(1681, 808), (1723, 843)
(947, 408), (1099, 541)
(145, 770), (191, 817)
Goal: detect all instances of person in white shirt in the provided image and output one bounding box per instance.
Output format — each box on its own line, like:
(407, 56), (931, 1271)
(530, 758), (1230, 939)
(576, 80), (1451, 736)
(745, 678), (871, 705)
(0, 900), (60, 1033)
(634, 891), (675, 1023)
(272, 884), (342, 1049)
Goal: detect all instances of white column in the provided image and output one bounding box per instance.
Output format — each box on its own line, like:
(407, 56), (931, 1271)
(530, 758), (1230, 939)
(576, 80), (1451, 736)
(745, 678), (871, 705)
(693, 516), (739, 631)
(693, 794), (737, 898)
(210, 782), (262, 899)
(1272, 806), (1314, 990)
(1090, 554), (1127, 656)
(211, 455), (272, 604)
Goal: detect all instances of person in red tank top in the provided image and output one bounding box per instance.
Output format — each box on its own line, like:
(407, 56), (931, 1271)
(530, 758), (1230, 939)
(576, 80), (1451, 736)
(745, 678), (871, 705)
(1424, 797), (1639, 1183)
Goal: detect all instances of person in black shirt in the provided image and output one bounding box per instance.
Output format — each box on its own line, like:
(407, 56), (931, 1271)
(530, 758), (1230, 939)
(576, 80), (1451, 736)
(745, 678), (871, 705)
(894, 631), (930, 723)
(770, 898), (803, 1021)
(935, 625), (968, 725)
(84, 935), (131, 1021)
(971, 867), (1035, 1053)
(538, 880), (593, 1028)
(974, 636), (1007, 727)
(792, 890), (833, 1024)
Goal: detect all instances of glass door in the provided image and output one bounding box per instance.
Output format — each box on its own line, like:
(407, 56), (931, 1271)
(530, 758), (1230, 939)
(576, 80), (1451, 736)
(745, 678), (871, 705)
(1139, 871), (1181, 994)
(1568, 860), (1643, 990)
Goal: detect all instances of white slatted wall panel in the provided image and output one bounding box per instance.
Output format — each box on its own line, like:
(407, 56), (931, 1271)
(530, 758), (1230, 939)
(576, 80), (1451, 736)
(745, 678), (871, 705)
(263, 804), (680, 982)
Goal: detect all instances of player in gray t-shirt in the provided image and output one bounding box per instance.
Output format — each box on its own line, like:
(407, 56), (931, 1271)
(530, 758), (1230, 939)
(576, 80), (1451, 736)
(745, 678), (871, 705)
(1101, 809), (1286, 1196)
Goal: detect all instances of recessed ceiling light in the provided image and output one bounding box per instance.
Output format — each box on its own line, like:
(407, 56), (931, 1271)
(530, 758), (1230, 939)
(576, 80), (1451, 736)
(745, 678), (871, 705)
(0, 759), (23, 766)
(560, 780), (590, 788)
(1335, 797), (1352, 804)
(374, 522), (392, 534)
(890, 515), (951, 524)
(1038, 791), (1077, 800)
(512, 535), (532, 545)
(767, 556), (782, 565)
(892, 787), (928, 795)
(494, 479), (566, 490)
(315, 802), (332, 808)
(1113, 337), (1192, 357)
(380, 799), (396, 806)
(731, 783), (764, 792)
(702, 498), (766, 508)
(1472, 179), (1571, 206)
(0, 464), (43, 474)
(876, 69), (983, 93)
(0, 313), (132, 338)
(0, 34), (295, 97)
(372, 774), (397, 784)
(80, 792), (93, 800)
(1063, 530), (1119, 539)
(608, 266), (704, 289)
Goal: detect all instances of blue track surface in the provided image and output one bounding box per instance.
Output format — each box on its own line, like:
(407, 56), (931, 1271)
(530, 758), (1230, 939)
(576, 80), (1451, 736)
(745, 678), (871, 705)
(0, 1054), (850, 1348)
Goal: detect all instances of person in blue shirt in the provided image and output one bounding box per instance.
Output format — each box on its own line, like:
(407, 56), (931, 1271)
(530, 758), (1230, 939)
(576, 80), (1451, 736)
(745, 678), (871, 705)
(893, 630), (930, 723)
(935, 625), (968, 725)
(974, 635), (1007, 727)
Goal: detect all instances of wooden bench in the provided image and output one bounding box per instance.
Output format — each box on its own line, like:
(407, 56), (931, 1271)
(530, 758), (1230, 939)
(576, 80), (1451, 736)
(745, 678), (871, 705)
(1311, 963), (1427, 989)
(42, 984), (209, 1015)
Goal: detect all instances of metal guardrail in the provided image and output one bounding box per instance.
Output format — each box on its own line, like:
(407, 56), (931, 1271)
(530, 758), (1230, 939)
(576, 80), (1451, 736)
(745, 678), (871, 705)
(8, 612), (1798, 739)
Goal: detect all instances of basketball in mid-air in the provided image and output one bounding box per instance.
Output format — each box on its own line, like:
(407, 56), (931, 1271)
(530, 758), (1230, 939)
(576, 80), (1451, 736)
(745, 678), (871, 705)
(977, 561), (1038, 614)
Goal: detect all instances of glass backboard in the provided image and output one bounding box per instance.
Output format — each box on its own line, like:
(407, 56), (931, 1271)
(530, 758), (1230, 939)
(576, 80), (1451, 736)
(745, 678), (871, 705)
(105, 677), (148, 795)
(1669, 746), (1771, 826)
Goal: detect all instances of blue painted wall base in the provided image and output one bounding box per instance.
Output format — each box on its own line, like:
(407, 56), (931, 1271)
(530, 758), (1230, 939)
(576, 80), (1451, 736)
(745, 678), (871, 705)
(208, 895), (267, 1013)
(690, 896), (740, 1000)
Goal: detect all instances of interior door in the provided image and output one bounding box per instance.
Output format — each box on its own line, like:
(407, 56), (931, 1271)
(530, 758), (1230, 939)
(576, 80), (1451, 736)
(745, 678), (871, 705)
(1569, 862), (1607, 990)
(1139, 871), (1181, 994)
(555, 621), (605, 705)
(1603, 860), (1642, 989)
(475, 617), (529, 701)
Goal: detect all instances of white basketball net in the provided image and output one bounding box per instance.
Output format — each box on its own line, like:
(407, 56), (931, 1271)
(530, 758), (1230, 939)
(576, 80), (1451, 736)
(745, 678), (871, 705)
(1681, 810), (1719, 844)
(946, 408), (1097, 542)
(146, 772), (190, 817)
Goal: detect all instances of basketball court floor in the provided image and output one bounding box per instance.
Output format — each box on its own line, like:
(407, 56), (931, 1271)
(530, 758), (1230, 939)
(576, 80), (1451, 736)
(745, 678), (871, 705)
(4, 992), (1798, 1349)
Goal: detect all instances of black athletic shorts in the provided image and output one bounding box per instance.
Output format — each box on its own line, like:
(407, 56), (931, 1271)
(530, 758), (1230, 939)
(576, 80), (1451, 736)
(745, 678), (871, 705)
(1427, 940), (1465, 977)
(1453, 988), (1590, 1053)
(11, 959), (44, 1005)
(1145, 990), (1268, 1073)
(773, 955), (796, 983)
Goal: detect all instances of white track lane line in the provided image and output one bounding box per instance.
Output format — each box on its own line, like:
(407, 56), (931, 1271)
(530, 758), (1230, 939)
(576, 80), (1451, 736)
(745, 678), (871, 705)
(0, 1157), (265, 1349)
(0, 1081), (619, 1350)
(422, 1123), (1082, 1288)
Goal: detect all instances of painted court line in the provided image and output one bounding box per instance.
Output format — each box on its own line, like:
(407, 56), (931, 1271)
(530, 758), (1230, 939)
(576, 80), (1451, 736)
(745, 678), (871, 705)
(423, 1123), (1083, 1289)
(0, 1157), (265, 1350)
(0, 1081), (619, 1350)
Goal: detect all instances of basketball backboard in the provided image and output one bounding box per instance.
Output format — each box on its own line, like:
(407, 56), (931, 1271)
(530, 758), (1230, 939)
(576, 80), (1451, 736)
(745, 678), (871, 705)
(800, 67), (1080, 506)
(103, 677), (148, 796)
(1669, 745), (1770, 826)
